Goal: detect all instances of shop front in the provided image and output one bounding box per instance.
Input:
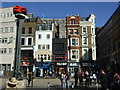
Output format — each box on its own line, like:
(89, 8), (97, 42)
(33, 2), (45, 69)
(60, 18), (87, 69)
(35, 62), (51, 77)
(68, 62), (80, 77)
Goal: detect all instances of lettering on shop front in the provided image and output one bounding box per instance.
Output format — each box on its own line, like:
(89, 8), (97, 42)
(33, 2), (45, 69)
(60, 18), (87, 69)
(57, 63), (67, 66)
(69, 63), (78, 66)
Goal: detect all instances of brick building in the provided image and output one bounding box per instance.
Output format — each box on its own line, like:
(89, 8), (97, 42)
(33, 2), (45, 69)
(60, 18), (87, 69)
(66, 14), (96, 76)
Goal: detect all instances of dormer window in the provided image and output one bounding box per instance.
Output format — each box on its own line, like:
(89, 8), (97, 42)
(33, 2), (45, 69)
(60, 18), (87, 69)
(70, 19), (76, 24)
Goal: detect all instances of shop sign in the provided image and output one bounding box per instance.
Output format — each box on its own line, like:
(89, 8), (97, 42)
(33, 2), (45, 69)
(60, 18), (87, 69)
(82, 63), (90, 66)
(69, 63), (79, 66)
(57, 63), (67, 66)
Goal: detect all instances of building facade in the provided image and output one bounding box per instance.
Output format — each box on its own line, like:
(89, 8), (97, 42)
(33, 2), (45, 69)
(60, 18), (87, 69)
(20, 15), (42, 76)
(42, 18), (66, 38)
(0, 7), (17, 75)
(97, 6), (120, 73)
(66, 14), (96, 76)
(34, 23), (57, 77)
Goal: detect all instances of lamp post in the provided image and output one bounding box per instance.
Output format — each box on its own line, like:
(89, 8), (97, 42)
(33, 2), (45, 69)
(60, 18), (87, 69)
(13, 5), (28, 79)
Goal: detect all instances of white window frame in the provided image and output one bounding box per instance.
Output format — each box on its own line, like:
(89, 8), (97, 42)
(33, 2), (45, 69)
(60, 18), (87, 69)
(28, 37), (33, 45)
(70, 49), (79, 60)
(21, 38), (25, 45)
(10, 27), (14, 32)
(74, 29), (78, 34)
(47, 34), (50, 39)
(82, 27), (87, 33)
(82, 48), (88, 60)
(69, 29), (73, 34)
(71, 38), (79, 46)
(82, 36), (88, 46)
(9, 48), (12, 53)
(38, 34), (41, 39)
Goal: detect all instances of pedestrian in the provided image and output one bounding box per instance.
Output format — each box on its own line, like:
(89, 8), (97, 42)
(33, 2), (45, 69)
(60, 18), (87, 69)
(74, 71), (79, 87)
(89, 71), (93, 85)
(93, 71), (97, 85)
(60, 73), (64, 87)
(71, 83), (74, 89)
(27, 72), (33, 87)
(62, 73), (67, 88)
(47, 82), (50, 90)
(84, 70), (89, 87)
(112, 73), (120, 90)
(79, 70), (83, 87)
(66, 71), (71, 88)
(99, 70), (107, 90)
(6, 77), (18, 89)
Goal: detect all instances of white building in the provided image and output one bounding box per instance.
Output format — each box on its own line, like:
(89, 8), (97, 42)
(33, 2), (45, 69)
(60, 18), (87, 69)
(34, 24), (53, 62)
(80, 14), (96, 61)
(0, 7), (17, 72)
(34, 23), (57, 76)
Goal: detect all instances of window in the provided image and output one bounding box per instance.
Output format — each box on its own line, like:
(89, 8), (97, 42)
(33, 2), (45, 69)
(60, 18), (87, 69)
(28, 38), (32, 45)
(1, 48), (7, 53)
(21, 38), (25, 45)
(2, 64), (6, 70)
(48, 55), (50, 60)
(82, 49), (88, 60)
(38, 34), (41, 39)
(46, 45), (50, 49)
(28, 27), (32, 34)
(70, 19), (76, 24)
(82, 27), (87, 33)
(44, 54), (47, 60)
(2, 38), (8, 43)
(74, 29), (78, 34)
(6, 64), (11, 70)
(22, 28), (25, 34)
(9, 48), (12, 53)
(38, 45), (41, 49)
(42, 45), (45, 49)
(4, 38), (7, 43)
(0, 28), (3, 33)
(10, 13), (13, 16)
(82, 37), (88, 45)
(7, 13), (9, 17)
(10, 27), (13, 32)
(71, 50), (78, 60)
(69, 29), (73, 34)
(47, 34), (50, 39)
(0, 38), (2, 43)
(5, 27), (8, 33)
(71, 38), (78, 46)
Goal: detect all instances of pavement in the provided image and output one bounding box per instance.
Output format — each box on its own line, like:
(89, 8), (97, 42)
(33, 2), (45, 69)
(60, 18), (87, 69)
(1, 77), (101, 90)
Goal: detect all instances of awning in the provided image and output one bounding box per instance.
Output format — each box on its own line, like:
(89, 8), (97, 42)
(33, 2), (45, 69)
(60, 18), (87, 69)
(35, 62), (51, 67)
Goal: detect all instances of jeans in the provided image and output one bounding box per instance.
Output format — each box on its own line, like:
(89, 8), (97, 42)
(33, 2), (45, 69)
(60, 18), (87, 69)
(66, 80), (70, 88)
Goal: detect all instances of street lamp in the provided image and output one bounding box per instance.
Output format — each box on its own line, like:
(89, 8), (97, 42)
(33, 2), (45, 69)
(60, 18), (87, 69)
(13, 5), (29, 79)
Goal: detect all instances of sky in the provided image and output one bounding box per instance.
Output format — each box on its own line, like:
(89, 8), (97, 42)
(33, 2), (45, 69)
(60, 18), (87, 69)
(2, 2), (119, 27)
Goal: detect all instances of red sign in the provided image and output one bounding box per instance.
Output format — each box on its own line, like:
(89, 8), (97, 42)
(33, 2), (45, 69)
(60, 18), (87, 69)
(13, 5), (27, 15)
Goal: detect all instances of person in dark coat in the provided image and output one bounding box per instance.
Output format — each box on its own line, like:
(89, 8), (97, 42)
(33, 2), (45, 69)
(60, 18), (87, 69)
(99, 70), (107, 90)
(112, 73), (120, 90)
(74, 71), (79, 87)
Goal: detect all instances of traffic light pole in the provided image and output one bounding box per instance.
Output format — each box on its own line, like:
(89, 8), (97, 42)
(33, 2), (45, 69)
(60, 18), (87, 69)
(13, 18), (24, 79)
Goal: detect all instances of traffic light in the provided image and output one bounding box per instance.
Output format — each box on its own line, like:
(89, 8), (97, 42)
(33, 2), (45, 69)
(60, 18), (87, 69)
(13, 5), (28, 19)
